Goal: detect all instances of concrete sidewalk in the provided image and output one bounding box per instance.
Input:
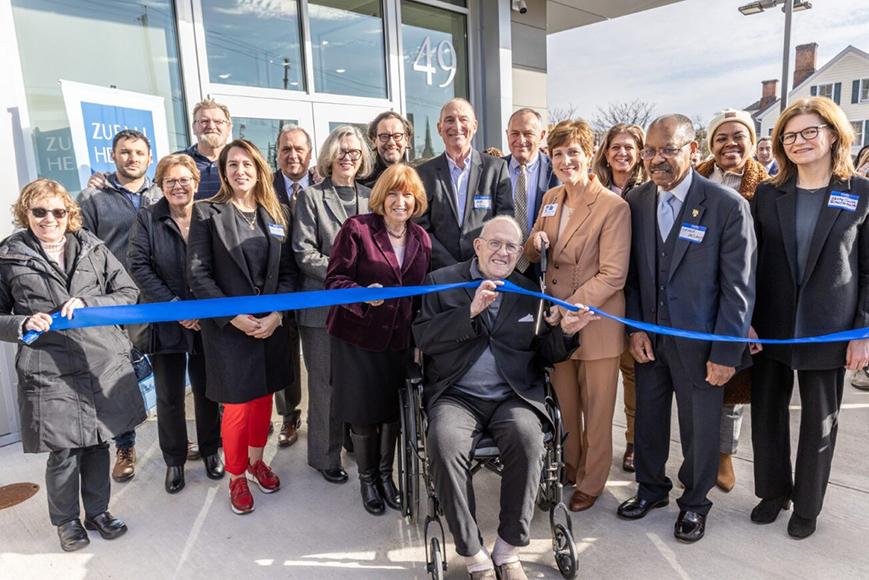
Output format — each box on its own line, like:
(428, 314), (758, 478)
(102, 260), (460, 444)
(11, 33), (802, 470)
(1, 373), (868, 579)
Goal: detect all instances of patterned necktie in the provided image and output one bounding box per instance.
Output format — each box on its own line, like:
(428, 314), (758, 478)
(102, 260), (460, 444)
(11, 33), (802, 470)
(515, 165), (530, 272)
(291, 182), (301, 201)
(658, 191), (677, 240)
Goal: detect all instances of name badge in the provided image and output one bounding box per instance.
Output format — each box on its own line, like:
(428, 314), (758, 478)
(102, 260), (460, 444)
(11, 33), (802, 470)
(268, 223), (285, 238)
(828, 191), (859, 212)
(678, 223), (706, 244)
(541, 203), (558, 217)
(473, 195), (492, 210)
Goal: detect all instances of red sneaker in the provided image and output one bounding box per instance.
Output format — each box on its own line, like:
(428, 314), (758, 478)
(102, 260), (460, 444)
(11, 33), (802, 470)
(246, 460), (280, 493)
(229, 477), (254, 514)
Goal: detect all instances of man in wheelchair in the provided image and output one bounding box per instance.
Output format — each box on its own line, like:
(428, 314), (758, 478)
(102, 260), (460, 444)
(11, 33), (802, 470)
(413, 216), (596, 580)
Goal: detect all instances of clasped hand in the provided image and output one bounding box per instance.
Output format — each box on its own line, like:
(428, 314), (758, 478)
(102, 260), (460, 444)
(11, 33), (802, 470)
(231, 312), (282, 339)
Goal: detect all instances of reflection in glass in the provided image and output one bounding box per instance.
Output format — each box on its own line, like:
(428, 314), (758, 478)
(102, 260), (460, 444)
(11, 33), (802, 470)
(235, 117), (297, 171)
(11, 0), (187, 191)
(309, 0), (387, 99)
(401, 1), (468, 161)
(201, 0), (304, 91)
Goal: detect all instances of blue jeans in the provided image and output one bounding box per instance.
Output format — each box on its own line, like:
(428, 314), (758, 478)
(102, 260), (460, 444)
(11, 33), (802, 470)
(113, 430), (136, 450)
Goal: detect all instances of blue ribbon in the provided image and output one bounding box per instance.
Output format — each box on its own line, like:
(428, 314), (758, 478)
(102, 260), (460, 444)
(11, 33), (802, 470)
(20, 279), (869, 345)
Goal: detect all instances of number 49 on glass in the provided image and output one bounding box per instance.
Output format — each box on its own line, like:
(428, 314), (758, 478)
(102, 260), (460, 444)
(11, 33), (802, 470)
(413, 36), (457, 88)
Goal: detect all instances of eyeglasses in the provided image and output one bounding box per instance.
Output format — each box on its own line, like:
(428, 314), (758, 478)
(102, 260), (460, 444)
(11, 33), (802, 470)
(640, 142), (691, 160)
(163, 177), (194, 189)
(480, 238), (523, 255)
(195, 118), (229, 127)
(780, 124), (828, 145)
(377, 132), (405, 143)
(337, 149), (363, 161)
(31, 207), (68, 219)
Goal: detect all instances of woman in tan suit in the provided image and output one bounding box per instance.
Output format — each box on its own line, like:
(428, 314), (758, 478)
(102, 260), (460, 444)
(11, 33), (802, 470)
(525, 119), (631, 512)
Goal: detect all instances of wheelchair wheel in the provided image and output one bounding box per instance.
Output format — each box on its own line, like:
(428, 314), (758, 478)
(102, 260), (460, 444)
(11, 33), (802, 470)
(552, 522), (578, 579)
(399, 388), (421, 522)
(428, 537), (445, 580)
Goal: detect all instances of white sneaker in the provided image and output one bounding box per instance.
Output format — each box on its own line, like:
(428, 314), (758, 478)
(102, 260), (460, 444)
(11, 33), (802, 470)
(851, 368), (869, 390)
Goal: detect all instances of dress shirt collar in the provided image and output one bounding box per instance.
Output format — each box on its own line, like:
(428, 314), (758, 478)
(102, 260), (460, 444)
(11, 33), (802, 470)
(658, 170), (693, 204)
(509, 153), (540, 174)
(446, 150), (472, 174)
(282, 171), (310, 192)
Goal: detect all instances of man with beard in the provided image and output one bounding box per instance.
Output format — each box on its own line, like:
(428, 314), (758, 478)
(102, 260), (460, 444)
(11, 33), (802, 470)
(271, 124), (320, 447)
(359, 111), (412, 188)
(617, 114), (756, 544)
(177, 99), (233, 199)
(416, 98), (514, 270)
(77, 129), (162, 483)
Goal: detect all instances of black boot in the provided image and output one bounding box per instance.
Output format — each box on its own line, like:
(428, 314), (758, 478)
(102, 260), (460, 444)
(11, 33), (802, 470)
(378, 421), (402, 511)
(349, 429), (385, 515)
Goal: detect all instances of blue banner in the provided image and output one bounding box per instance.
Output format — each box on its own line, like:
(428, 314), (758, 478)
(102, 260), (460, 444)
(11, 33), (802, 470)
(20, 280), (869, 346)
(80, 101), (158, 178)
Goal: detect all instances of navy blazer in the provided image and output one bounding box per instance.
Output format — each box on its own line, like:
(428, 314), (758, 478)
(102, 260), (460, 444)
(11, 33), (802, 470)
(502, 152), (560, 223)
(325, 213), (431, 351)
(751, 174), (869, 369)
(625, 170), (757, 386)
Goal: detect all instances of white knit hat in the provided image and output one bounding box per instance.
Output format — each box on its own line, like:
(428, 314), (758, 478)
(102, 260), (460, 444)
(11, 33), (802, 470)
(706, 109), (757, 151)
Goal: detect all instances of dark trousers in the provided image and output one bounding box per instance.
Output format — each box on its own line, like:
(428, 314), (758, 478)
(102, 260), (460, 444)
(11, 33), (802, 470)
(274, 318), (302, 424)
(427, 392), (545, 556)
(751, 356), (844, 518)
(300, 326), (343, 470)
(634, 336), (723, 515)
(46, 443), (110, 526)
(151, 352), (221, 467)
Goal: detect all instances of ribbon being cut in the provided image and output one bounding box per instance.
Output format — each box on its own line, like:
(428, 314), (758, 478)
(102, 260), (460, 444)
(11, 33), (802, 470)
(21, 280), (869, 346)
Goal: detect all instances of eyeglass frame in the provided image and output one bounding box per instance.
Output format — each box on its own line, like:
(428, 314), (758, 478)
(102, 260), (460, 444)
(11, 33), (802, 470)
(162, 177), (196, 189)
(337, 148), (363, 161)
(195, 118), (230, 128)
(780, 124), (828, 145)
(639, 141), (693, 160)
(479, 237), (524, 255)
(376, 132), (406, 144)
(30, 207), (68, 219)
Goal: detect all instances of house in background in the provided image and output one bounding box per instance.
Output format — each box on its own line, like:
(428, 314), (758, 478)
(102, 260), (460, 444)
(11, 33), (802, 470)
(749, 44), (869, 156)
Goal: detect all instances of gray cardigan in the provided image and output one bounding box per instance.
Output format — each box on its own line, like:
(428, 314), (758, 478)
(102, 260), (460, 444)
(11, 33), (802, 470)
(291, 177), (370, 328)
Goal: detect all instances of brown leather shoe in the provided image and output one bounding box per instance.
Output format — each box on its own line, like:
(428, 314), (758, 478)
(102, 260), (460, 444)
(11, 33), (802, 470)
(716, 452), (735, 492)
(112, 448), (136, 482)
(622, 443), (635, 472)
(278, 421), (299, 448)
(186, 440), (201, 461)
(568, 489), (598, 512)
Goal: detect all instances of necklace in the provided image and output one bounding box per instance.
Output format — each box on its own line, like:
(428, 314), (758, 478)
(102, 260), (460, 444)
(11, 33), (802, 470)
(386, 224), (407, 240)
(232, 202), (257, 230)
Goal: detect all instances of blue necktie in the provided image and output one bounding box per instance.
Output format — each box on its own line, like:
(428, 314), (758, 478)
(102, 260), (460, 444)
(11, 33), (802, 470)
(658, 191), (677, 240)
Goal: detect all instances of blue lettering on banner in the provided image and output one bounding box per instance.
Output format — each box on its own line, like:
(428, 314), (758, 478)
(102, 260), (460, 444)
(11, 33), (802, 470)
(80, 101), (157, 178)
(828, 191), (859, 212)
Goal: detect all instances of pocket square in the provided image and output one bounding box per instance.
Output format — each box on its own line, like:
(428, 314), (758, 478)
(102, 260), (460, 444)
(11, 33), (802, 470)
(518, 314), (534, 323)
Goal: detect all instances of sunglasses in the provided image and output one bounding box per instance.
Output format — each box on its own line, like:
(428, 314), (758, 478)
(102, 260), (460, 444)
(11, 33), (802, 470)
(31, 207), (68, 219)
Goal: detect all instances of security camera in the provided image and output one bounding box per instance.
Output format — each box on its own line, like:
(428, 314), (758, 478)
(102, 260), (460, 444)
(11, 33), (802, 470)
(512, 0), (528, 14)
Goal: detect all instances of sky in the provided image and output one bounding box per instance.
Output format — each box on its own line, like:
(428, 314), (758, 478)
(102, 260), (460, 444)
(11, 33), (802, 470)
(546, 0), (869, 125)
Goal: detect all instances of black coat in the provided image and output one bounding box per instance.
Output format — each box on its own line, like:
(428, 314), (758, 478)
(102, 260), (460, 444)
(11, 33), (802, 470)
(187, 200), (299, 404)
(415, 151), (514, 270)
(127, 197), (199, 354)
(0, 229), (145, 453)
(751, 175), (869, 369)
(412, 260), (579, 424)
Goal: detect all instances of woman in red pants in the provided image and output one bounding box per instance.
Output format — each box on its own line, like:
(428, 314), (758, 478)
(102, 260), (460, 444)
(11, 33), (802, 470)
(187, 139), (299, 514)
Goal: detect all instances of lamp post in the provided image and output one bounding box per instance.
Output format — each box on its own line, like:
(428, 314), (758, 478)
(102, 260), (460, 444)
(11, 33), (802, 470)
(738, 0), (812, 113)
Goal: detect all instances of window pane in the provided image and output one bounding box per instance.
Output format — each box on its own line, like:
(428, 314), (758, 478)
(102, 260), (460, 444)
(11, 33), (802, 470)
(401, 0), (469, 161)
(201, 0), (304, 91)
(11, 0), (187, 192)
(862, 79), (869, 101)
(819, 84), (833, 98)
(235, 117), (297, 171)
(309, 0), (387, 99)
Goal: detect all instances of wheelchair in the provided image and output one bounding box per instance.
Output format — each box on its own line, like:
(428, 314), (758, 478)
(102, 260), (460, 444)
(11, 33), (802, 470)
(397, 362), (579, 579)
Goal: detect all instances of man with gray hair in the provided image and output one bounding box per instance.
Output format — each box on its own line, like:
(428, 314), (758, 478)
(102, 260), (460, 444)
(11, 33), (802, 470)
(414, 216), (595, 579)
(617, 114), (756, 543)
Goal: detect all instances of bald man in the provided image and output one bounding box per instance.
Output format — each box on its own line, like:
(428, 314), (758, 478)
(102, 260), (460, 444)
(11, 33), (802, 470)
(416, 98), (514, 270)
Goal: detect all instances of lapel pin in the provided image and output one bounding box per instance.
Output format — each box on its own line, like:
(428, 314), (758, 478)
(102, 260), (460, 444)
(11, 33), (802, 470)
(691, 209), (699, 218)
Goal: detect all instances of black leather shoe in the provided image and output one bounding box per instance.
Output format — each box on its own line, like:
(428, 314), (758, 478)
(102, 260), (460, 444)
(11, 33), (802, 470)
(203, 453), (225, 480)
(84, 511), (127, 540)
(750, 495), (791, 524)
(57, 519), (90, 552)
(674, 510), (706, 543)
(318, 468), (349, 484)
(617, 495), (669, 520)
(165, 465), (185, 494)
(787, 513), (817, 539)
(378, 477), (402, 511)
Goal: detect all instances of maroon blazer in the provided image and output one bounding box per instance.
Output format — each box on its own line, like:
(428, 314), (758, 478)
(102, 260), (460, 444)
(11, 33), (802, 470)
(325, 213), (432, 351)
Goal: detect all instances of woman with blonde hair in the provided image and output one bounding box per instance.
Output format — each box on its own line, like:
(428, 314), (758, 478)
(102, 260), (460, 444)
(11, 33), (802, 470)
(188, 139), (299, 515)
(750, 97), (869, 538)
(0, 179), (144, 550)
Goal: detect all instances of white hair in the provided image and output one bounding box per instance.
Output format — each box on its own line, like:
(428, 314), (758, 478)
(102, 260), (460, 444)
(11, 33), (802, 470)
(481, 215), (524, 243)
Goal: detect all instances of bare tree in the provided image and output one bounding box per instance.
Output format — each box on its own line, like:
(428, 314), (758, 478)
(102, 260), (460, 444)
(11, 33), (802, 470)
(591, 100), (657, 134)
(692, 114), (709, 156)
(547, 103), (579, 124)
